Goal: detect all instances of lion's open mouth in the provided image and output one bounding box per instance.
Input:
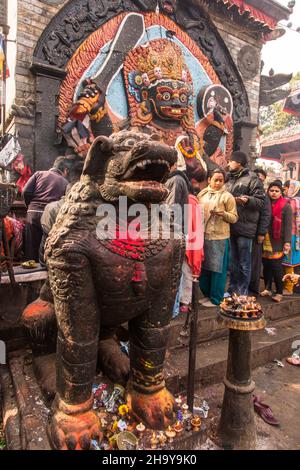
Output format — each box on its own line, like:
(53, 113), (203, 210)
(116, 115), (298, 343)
(122, 157), (170, 183)
(119, 156), (171, 202)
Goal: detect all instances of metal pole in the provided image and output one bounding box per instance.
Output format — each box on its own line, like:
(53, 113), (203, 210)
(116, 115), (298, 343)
(187, 277), (199, 411)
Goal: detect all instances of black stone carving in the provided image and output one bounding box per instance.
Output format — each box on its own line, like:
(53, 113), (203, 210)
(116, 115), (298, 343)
(35, 75), (64, 170)
(260, 88), (290, 107)
(260, 72), (293, 91)
(10, 97), (35, 119)
(259, 72), (292, 107)
(237, 45), (260, 81)
(33, 0), (250, 123)
(24, 131), (183, 449)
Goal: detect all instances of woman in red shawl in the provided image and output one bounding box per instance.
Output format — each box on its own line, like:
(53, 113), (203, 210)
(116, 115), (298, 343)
(261, 181), (292, 302)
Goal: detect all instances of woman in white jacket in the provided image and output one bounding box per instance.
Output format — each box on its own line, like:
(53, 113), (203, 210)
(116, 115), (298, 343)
(197, 169), (238, 307)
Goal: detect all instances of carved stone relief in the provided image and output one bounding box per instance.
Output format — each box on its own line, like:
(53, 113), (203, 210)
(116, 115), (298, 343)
(33, 0), (250, 123)
(237, 45), (260, 81)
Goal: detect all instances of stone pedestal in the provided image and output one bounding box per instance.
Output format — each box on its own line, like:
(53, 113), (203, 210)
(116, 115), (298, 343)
(219, 329), (256, 449)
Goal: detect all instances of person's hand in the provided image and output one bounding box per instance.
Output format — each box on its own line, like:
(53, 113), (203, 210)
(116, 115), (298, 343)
(240, 196), (249, 205)
(211, 210), (224, 217)
(257, 235), (265, 244)
(235, 197), (243, 205)
(283, 242), (291, 255)
(235, 196), (248, 206)
(283, 273), (300, 285)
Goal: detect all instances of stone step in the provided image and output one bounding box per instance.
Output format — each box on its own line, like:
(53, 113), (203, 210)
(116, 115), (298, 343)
(168, 296), (300, 349)
(165, 315), (300, 395)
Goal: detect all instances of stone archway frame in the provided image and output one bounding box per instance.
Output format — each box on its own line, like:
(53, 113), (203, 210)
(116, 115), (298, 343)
(31, 0), (251, 169)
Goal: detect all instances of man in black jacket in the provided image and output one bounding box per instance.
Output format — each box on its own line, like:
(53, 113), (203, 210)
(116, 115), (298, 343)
(226, 151), (265, 295)
(249, 169), (271, 294)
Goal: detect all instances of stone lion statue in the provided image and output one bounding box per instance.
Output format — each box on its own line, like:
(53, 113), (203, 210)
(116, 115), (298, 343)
(26, 130), (184, 449)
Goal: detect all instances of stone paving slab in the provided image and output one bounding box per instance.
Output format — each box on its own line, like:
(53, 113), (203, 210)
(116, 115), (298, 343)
(198, 359), (300, 450)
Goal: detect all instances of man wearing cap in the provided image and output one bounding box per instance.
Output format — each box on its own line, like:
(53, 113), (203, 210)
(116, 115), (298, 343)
(226, 151), (265, 295)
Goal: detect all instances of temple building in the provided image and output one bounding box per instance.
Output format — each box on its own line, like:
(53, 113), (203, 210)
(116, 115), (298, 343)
(0, 0), (292, 171)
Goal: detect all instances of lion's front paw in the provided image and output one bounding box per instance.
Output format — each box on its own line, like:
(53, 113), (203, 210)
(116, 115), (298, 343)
(49, 409), (102, 450)
(127, 387), (175, 430)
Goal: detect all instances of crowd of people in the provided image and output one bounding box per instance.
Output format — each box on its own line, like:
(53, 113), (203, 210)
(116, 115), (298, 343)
(170, 150), (299, 313)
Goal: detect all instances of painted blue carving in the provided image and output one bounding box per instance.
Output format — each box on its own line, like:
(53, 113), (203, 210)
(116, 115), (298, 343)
(128, 72), (142, 102)
(219, 135), (226, 152)
(74, 23), (214, 124)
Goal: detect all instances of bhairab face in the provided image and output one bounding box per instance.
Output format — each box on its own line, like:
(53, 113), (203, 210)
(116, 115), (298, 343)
(148, 80), (191, 121)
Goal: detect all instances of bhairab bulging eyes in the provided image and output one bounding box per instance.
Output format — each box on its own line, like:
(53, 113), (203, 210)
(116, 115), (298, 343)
(163, 92), (171, 101)
(180, 94), (187, 103)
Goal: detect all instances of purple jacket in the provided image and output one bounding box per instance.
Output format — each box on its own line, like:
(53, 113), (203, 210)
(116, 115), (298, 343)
(22, 168), (68, 211)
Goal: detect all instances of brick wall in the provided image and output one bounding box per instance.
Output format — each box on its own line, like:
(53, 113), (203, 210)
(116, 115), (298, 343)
(15, 0), (68, 104)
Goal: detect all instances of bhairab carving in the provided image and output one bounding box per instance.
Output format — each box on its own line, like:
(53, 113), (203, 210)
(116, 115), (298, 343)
(33, 0), (250, 123)
(69, 35), (213, 179)
(237, 45), (260, 81)
(123, 40), (193, 136)
(32, 130), (183, 450)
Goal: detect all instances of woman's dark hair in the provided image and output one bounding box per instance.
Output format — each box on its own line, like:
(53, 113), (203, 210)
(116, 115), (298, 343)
(208, 168), (226, 180)
(254, 168), (267, 179)
(283, 180), (290, 188)
(268, 181), (283, 194)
